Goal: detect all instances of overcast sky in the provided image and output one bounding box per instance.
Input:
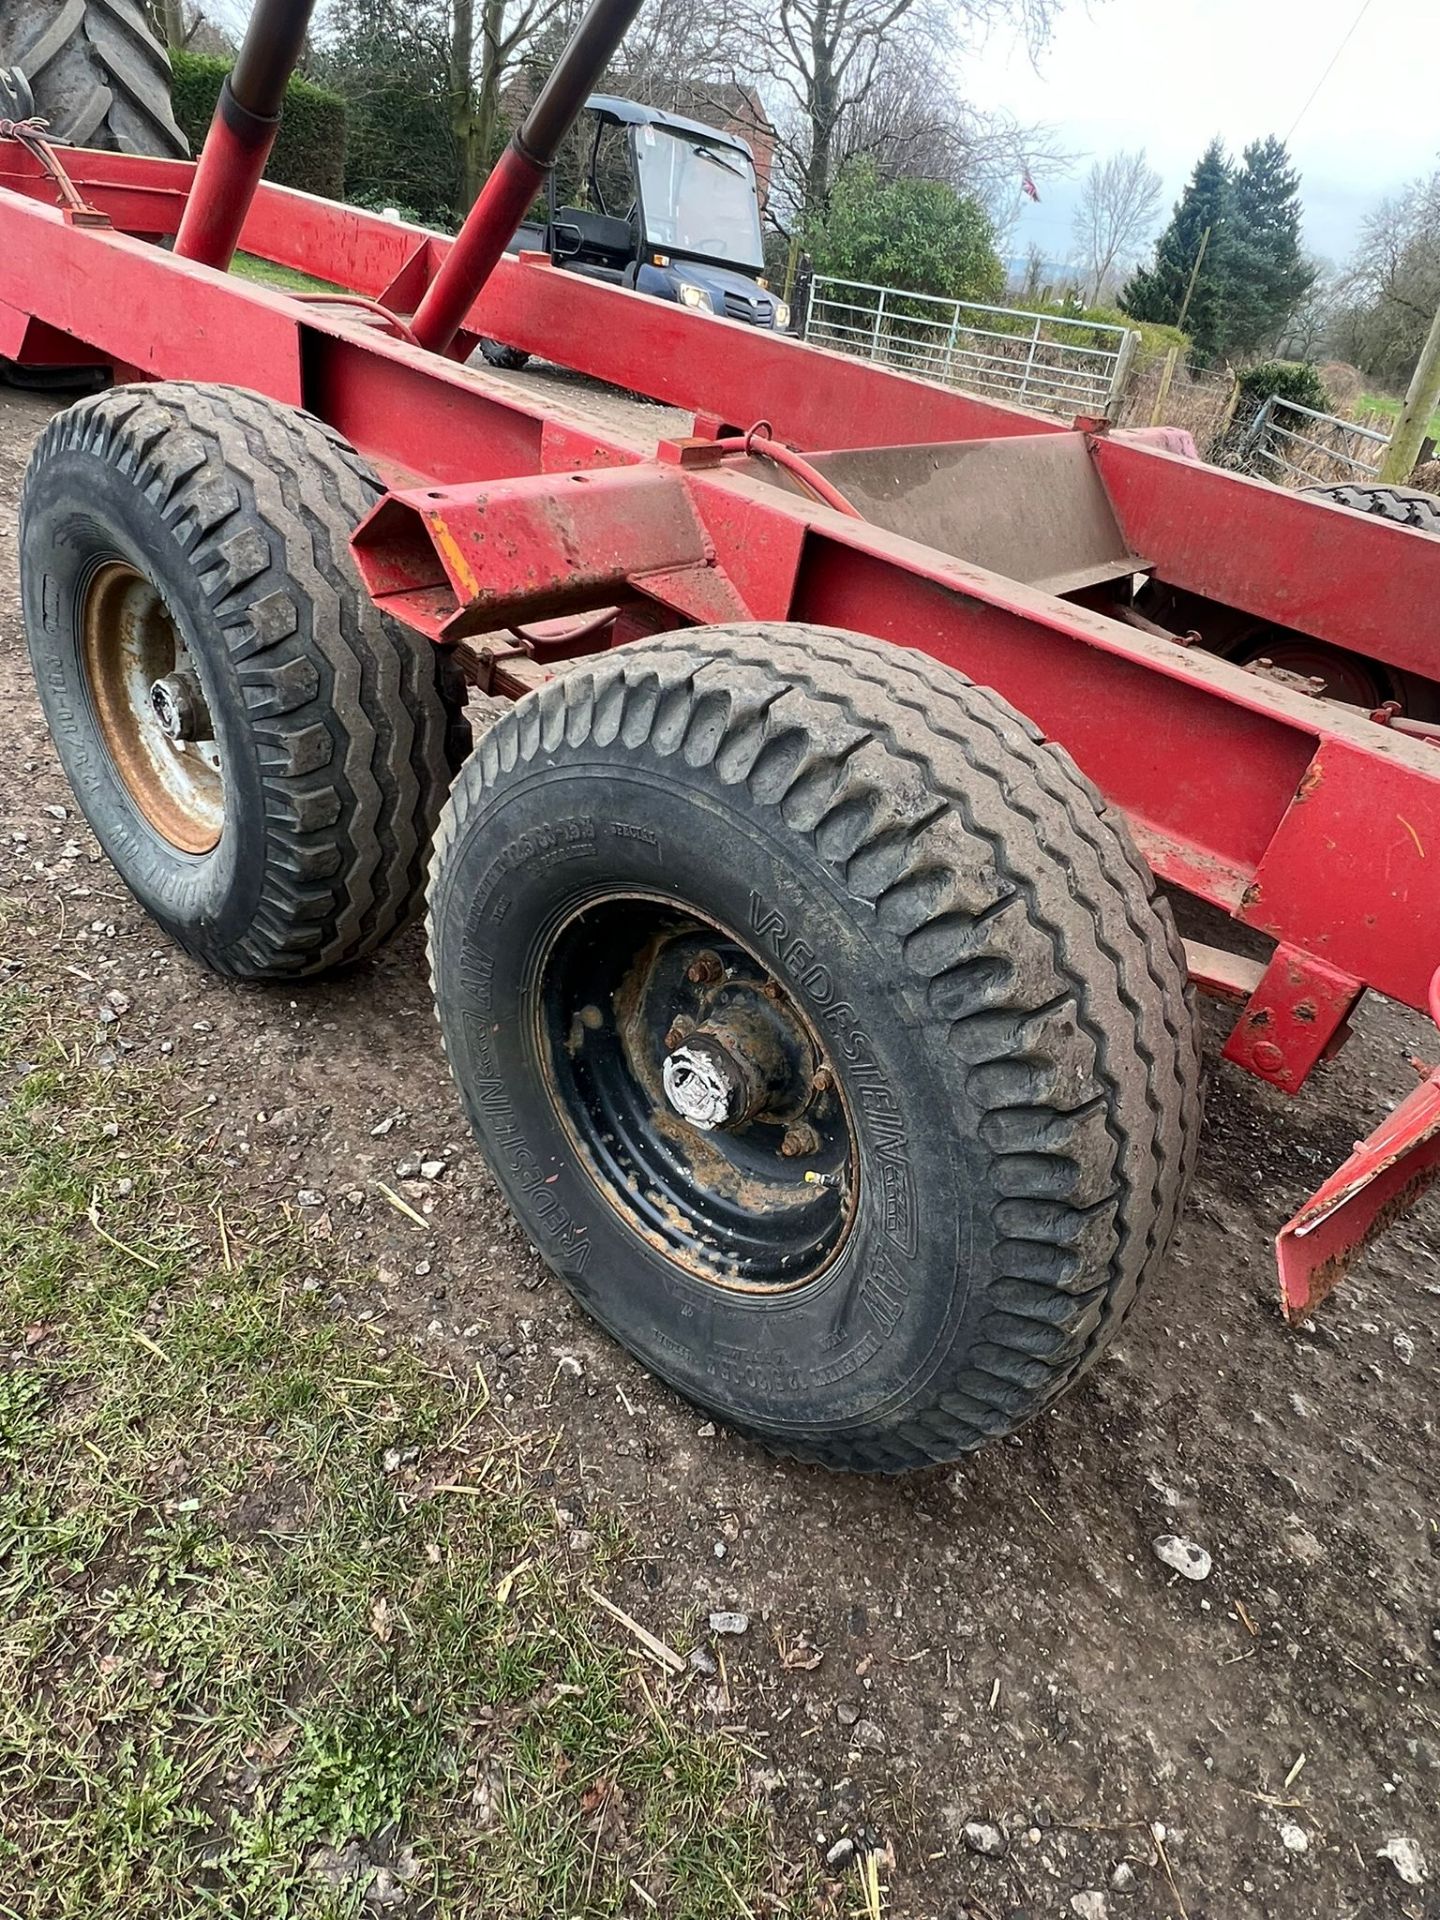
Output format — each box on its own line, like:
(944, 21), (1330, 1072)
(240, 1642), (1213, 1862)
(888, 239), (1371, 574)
(963, 0), (1437, 270)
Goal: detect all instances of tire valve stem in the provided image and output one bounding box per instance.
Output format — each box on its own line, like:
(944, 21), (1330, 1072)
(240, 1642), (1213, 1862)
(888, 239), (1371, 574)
(803, 1168), (840, 1187)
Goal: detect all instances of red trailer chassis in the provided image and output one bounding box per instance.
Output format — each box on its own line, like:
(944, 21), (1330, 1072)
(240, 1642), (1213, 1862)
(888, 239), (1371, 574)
(4, 124), (1440, 1318)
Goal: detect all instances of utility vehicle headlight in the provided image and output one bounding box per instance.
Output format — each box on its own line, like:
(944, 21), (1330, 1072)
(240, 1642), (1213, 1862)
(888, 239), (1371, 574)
(774, 300), (791, 330)
(677, 283), (714, 313)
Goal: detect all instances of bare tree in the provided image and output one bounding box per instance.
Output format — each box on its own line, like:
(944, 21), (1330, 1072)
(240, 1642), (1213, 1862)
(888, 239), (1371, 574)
(737, 0), (1061, 234)
(319, 0), (573, 214)
(448, 0), (576, 203)
(1330, 171), (1440, 388)
(822, 29), (1068, 227)
(1071, 148), (1162, 304)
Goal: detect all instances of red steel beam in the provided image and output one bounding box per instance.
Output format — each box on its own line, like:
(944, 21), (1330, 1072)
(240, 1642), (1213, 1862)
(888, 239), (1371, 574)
(1093, 436), (1440, 685)
(6, 156), (1440, 1030)
(346, 445), (1440, 1025)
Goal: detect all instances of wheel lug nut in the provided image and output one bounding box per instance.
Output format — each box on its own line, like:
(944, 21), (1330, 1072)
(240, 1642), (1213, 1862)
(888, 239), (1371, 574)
(686, 951), (723, 985)
(780, 1122), (820, 1158)
(811, 1067), (834, 1094)
(664, 1017), (695, 1051)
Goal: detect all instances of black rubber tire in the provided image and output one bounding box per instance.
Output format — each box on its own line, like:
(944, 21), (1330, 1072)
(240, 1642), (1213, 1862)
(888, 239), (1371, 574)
(478, 338), (532, 372)
(20, 381), (470, 980)
(0, 0), (188, 157)
(1304, 481), (1440, 536)
(0, 63), (35, 119)
(0, 359), (110, 394)
(427, 624), (1200, 1472)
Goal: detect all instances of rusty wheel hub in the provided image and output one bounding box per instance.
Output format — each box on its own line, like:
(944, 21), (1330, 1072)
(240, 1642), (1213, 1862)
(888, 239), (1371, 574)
(538, 898), (856, 1290)
(81, 561), (223, 854)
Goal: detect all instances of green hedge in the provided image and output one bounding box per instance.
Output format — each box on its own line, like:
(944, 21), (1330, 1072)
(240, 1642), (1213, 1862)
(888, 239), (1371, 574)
(170, 51), (347, 203)
(1234, 358), (1331, 423)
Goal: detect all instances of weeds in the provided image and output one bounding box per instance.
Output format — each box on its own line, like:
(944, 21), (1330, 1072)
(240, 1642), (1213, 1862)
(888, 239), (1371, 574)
(0, 988), (786, 1917)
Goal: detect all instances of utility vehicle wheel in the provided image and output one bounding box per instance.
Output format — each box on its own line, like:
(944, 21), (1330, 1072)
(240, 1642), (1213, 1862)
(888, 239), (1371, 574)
(0, 1), (188, 157)
(428, 625), (1199, 1472)
(478, 338), (532, 372)
(1304, 480), (1440, 535)
(20, 382), (469, 979)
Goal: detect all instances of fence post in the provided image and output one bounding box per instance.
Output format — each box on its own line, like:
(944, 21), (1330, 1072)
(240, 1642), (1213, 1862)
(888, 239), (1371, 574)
(943, 299), (961, 387)
(1380, 297), (1440, 483)
(1149, 343), (1180, 427)
(869, 288), (887, 362)
(1105, 328), (1140, 421)
(1019, 315), (1042, 405)
(1241, 394), (1273, 471)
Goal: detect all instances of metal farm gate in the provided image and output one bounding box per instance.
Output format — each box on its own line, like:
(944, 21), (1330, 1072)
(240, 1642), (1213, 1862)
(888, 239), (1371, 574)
(802, 274), (1139, 419)
(1241, 395), (1392, 487)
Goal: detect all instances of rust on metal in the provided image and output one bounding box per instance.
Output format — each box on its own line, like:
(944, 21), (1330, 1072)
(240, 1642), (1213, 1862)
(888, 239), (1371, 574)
(82, 562), (222, 856)
(1222, 942), (1362, 1094)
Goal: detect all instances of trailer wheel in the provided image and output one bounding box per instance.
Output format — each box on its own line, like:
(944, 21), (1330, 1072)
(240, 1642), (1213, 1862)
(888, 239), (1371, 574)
(1304, 481), (1440, 537)
(0, 0), (188, 158)
(478, 339), (532, 372)
(20, 382), (469, 979)
(428, 625), (1199, 1471)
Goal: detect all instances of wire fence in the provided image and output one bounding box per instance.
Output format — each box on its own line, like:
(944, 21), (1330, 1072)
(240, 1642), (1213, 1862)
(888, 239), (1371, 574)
(802, 275), (1139, 419)
(1111, 346), (1240, 457)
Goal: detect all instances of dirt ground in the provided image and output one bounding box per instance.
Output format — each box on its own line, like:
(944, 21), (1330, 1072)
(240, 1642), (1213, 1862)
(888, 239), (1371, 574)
(2, 378), (1438, 1920)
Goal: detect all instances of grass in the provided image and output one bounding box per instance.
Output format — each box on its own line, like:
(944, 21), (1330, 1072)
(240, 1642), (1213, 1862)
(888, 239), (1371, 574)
(231, 253), (345, 295)
(0, 984), (790, 1918)
(1357, 391), (1440, 442)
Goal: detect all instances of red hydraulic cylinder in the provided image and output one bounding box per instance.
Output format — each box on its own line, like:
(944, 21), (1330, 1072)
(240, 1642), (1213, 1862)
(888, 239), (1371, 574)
(174, 0), (318, 270)
(410, 145), (550, 357)
(410, 0), (647, 356)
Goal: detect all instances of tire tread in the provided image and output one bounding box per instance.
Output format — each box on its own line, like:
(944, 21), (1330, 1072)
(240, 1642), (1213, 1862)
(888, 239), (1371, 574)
(429, 624), (1199, 1472)
(23, 381), (469, 978)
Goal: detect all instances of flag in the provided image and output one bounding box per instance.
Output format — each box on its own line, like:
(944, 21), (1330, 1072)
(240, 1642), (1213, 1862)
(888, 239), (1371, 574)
(1020, 167), (1040, 203)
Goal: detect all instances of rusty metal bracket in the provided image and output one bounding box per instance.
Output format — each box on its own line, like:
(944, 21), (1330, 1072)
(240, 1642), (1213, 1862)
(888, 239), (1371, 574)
(1277, 966), (1440, 1318)
(1222, 942), (1363, 1094)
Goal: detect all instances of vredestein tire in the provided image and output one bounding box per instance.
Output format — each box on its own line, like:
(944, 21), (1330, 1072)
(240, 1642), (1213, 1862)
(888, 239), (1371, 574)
(1304, 481), (1440, 536)
(20, 382), (470, 980)
(428, 624), (1200, 1473)
(0, 0), (188, 157)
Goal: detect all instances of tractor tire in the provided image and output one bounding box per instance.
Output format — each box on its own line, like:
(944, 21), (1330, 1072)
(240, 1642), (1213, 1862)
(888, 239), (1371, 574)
(0, 0), (187, 157)
(1304, 481), (1440, 536)
(478, 338), (532, 372)
(427, 624), (1200, 1472)
(20, 382), (470, 980)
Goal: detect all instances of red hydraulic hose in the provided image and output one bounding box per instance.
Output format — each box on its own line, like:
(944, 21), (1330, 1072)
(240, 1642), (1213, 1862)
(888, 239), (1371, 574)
(711, 427), (862, 518)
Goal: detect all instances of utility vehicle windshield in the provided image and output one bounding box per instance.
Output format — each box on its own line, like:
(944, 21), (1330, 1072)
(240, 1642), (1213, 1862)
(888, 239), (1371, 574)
(633, 127), (764, 268)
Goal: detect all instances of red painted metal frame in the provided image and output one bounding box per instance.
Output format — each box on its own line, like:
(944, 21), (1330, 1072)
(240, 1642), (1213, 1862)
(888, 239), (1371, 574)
(6, 142), (1440, 1300)
(1276, 969), (1440, 1320)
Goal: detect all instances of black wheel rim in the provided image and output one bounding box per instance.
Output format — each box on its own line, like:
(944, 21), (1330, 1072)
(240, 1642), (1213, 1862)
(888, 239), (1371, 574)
(536, 894), (857, 1292)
